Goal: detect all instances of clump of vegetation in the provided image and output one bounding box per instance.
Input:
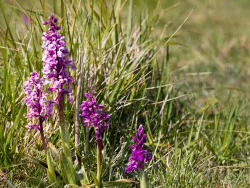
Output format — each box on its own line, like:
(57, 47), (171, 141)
(0, 0), (250, 187)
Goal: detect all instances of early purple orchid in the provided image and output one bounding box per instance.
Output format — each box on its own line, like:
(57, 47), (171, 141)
(24, 71), (53, 149)
(42, 15), (74, 104)
(125, 125), (152, 173)
(24, 72), (53, 130)
(80, 91), (110, 149)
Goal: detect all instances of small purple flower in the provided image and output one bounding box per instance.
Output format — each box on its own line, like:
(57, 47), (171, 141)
(80, 91), (110, 149)
(22, 15), (29, 25)
(125, 125), (152, 173)
(42, 15), (74, 104)
(26, 124), (40, 130)
(24, 72), (54, 129)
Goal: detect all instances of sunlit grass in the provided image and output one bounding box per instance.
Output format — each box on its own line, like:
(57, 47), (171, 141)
(0, 0), (250, 187)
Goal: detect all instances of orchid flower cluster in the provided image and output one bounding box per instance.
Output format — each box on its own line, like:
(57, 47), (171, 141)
(24, 15), (75, 129)
(125, 125), (152, 172)
(24, 72), (53, 130)
(24, 14), (77, 184)
(42, 14), (74, 103)
(23, 14), (152, 187)
(80, 91), (110, 150)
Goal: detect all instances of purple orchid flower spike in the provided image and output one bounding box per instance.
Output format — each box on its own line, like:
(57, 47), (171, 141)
(80, 91), (110, 149)
(125, 125), (152, 173)
(42, 15), (74, 104)
(24, 72), (53, 126)
(41, 15), (76, 183)
(80, 90), (110, 185)
(24, 72), (53, 149)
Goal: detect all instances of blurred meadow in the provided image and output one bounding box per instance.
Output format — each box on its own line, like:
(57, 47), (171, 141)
(1, 0), (250, 187)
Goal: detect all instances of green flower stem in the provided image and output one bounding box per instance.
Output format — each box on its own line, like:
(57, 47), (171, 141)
(140, 171), (148, 188)
(97, 144), (102, 188)
(85, 126), (89, 156)
(58, 93), (76, 184)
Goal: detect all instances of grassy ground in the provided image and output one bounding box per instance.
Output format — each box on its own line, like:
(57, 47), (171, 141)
(170, 0), (250, 101)
(1, 0), (250, 187)
(167, 0), (250, 186)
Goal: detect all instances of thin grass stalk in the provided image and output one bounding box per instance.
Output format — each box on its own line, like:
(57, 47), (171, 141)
(75, 47), (88, 167)
(126, 0), (133, 45)
(74, 61), (82, 167)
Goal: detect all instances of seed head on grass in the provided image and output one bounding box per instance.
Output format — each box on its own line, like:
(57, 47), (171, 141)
(125, 125), (152, 173)
(80, 91), (110, 149)
(42, 15), (74, 103)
